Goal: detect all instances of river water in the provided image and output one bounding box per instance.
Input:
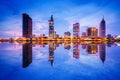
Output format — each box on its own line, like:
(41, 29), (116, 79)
(0, 42), (120, 80)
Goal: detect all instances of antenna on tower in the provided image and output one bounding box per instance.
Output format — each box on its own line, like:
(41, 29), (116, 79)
(103, 15), (104, 20)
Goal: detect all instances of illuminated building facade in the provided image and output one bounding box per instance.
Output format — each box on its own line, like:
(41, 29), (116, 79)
(73, 44), (80, 59)
(86, 27), (98, 37)
(99, 17), (106, 38)
(86, 44), (98, 54)
(49, 42), (56, 66)
(73, 23), (80, 38)
(49, 15), (54, 39)
(22, 13), (32, 38)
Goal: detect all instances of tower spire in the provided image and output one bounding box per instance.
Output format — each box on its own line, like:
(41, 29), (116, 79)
(51, 15), (54, 21)
(102, 15), (105, 22)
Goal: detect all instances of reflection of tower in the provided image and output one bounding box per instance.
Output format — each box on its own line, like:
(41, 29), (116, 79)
(86, 44), (98, 54)
(99, 17), (106, 38)
(81, 44), (87, 49)
(99, 44), (106, 63)
(22, 43), (32, 68)
(22, 13), (32, 38)
(73, 44), (80, 59)
(48, 42), (56, 66)
(49, 15), (54, 39)
(73, 23), (80, 38)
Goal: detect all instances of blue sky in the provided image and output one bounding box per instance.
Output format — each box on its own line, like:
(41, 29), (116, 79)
(0, 0), (120, 38)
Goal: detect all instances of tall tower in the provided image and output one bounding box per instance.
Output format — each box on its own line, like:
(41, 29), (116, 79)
(73, 23), (80, 38)
(48, 15), (54, 39)
(99, 17), (106, 38)
(22, 13), (32, 38)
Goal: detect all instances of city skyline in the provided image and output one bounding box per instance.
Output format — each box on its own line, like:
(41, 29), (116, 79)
(0, 0), (120, 38)
(1, 13), (108, 39)
(20, 13), (107, 39)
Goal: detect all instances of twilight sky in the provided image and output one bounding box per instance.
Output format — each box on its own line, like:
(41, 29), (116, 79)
(0, 0), (120, 38)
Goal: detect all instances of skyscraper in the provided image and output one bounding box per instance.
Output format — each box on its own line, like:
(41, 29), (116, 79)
(99, 17), (106, 38)
(49, 15), (54, 39)
(86, 27), (98, 37)
(73, 23), (80, 38)
(22, 13), (32, 38)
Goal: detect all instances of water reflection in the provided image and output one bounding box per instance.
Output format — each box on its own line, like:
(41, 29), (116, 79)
(86, 44), (98, 54)
(21, 41), (108, 68)
(73, 44), (80, 59)
(99, 44), (106, 63)
(48, 41), (56, 67)
(0, 41), (120, 80)
(22, 43), (32, 68)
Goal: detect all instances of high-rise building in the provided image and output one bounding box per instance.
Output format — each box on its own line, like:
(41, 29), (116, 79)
(22, 13), (32, 38)
(86, 27), (98, 37)
(49, 15), (54, 39)
(73, 23), (80, 38)
(99, 17), (106, 38)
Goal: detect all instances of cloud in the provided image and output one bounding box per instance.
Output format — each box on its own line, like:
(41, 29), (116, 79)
(33, 20), (48, 36)
(63, 1), (118, 35)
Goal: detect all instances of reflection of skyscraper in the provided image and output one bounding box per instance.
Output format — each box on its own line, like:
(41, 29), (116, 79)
(73, 44), (80, 59)
(49, 15), (54, 39)
(99, 17), (106, 38)
(99, 44), (106, 63)
(86, 27), (98, 37)
(81, 44), (87, 49)
(73, 23), (80, 38)
(22, 13), (32, 38)
(48, 42), (56, 66)
(22, 43), (32, 68)
(64, 44), (71, 50)
(86, 44), (98, 54)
